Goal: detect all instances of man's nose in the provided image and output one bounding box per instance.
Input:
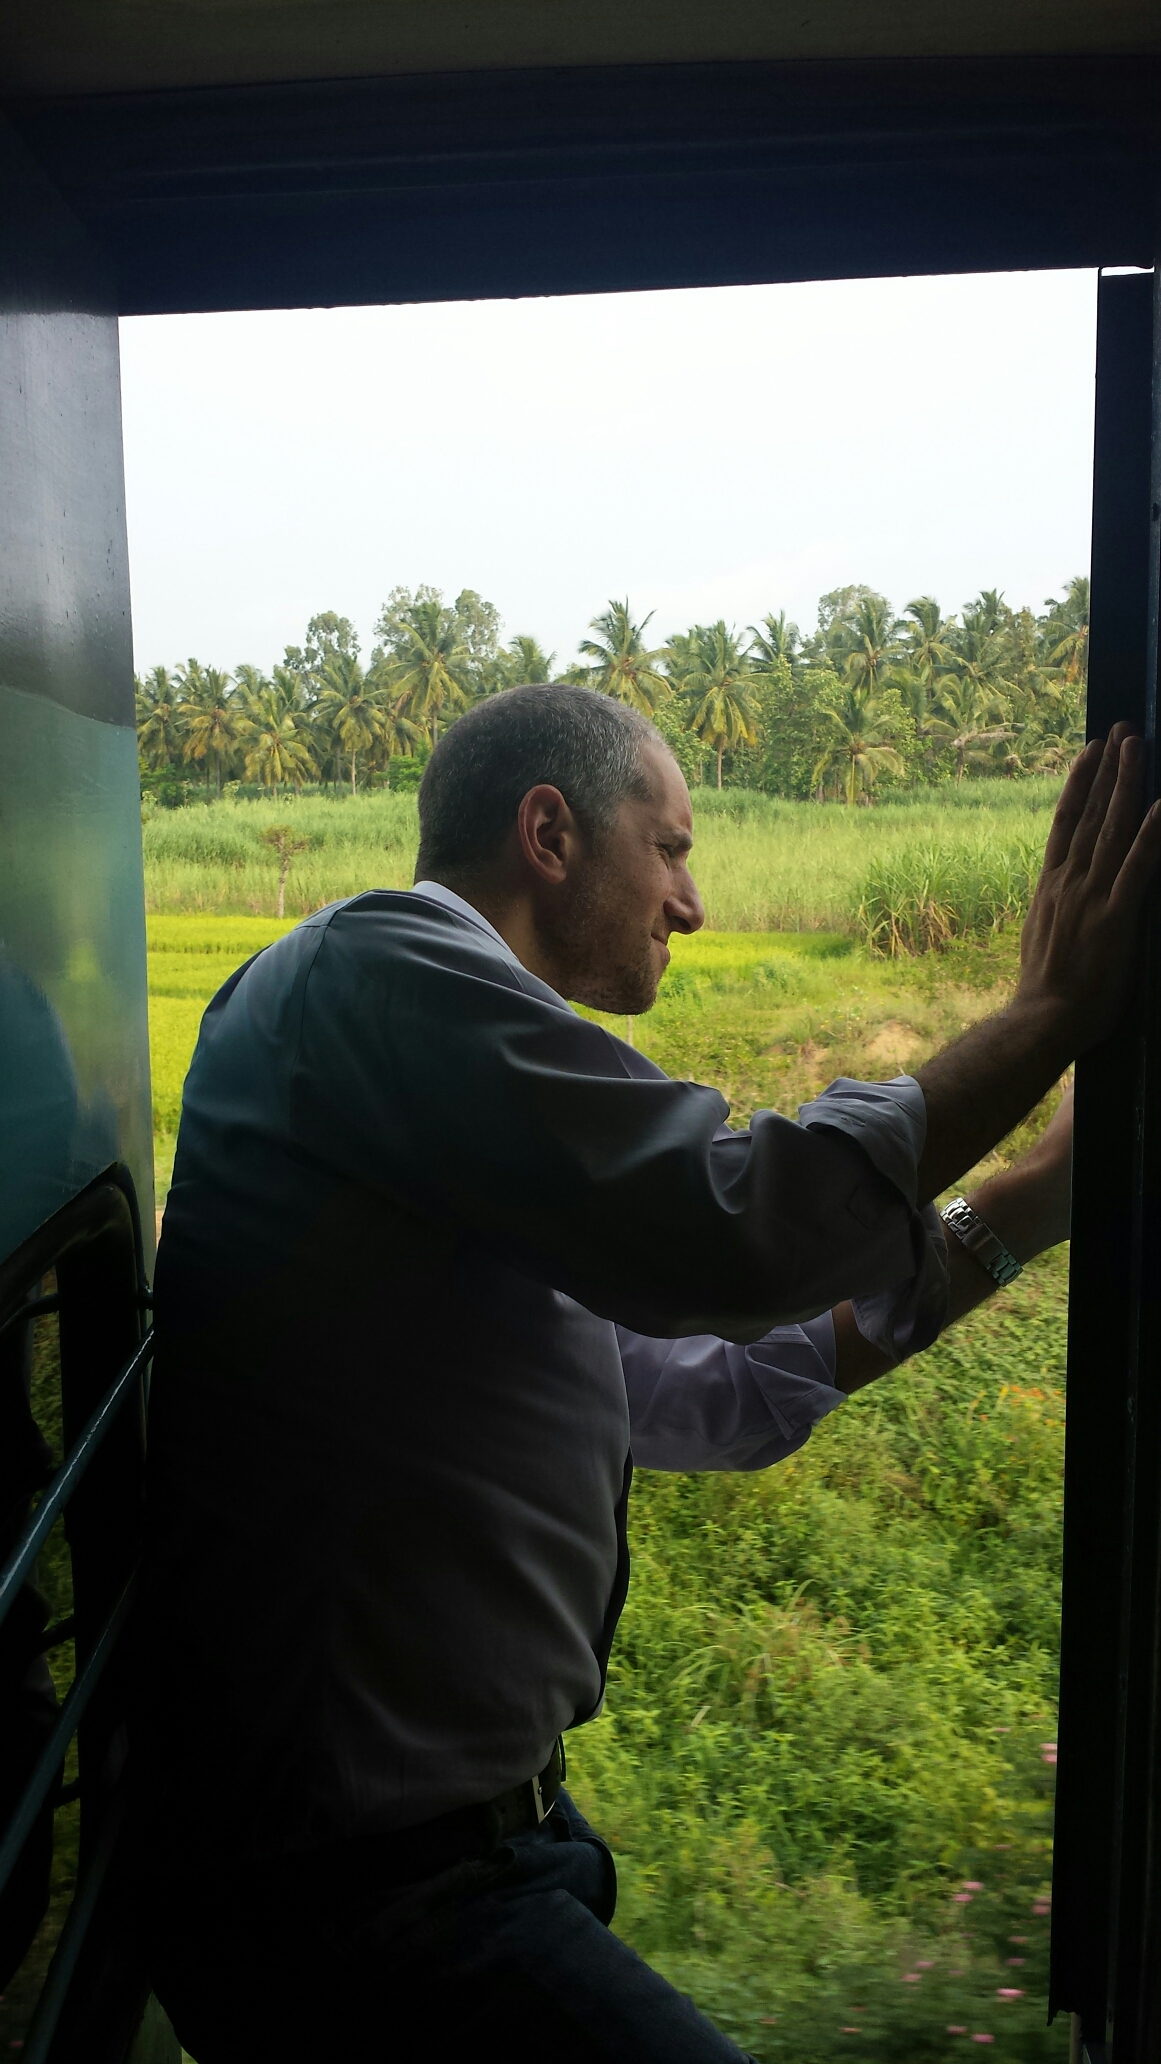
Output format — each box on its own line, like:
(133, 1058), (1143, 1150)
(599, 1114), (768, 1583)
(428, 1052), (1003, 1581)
(666, 868), (705, 936)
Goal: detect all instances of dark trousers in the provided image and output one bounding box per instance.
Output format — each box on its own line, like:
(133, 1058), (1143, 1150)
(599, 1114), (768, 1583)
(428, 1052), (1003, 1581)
(150, 1790), (755, 2062)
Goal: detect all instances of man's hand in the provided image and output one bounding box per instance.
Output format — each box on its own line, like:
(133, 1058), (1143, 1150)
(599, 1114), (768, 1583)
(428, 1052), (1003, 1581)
(1017, 726), (1161, 1052)
(914, 727), (1161, 1203)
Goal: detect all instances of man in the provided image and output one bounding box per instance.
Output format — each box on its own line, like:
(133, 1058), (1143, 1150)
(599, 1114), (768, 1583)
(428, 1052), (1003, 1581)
(140, 686), (1159, 2062)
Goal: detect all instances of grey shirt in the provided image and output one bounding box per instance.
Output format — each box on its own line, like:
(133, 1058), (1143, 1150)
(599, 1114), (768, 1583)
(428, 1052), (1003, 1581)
(144, 883), (947, 1862)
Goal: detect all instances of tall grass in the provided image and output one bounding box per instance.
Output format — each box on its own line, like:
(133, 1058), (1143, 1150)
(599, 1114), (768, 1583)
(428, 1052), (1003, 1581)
(142, 791), (418, 916)
(857, 839), (1042, 956)
(143, 784), (1061, 933)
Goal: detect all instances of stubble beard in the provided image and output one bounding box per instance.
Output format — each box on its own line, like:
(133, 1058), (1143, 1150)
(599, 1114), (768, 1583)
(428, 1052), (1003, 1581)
(538, 856), (660, 1016)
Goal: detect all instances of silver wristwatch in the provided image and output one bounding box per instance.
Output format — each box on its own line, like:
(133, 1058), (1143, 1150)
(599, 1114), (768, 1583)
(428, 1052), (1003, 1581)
(940, 1198), (1023, 1287)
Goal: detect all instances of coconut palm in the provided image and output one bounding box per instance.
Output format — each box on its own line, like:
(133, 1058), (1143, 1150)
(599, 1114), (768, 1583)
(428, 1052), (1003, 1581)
(236, 678), (317, 798)
(383, 700), (425, 763)
(383, 599), (470, 746)
(747, 611), (800, 671)
(930, 672), (1013, 784)
(1027, 685), (1086, 773)
(176, 662), (239, 795)
(954, 593), (1011, 677)
(889, 602), (957, 778)
(315, 652), (385, 797)
(812, 685), (905, 805)
(674, 622), (760, 789)
(661, 628), (700, 688)
(500, 635), (557, 687)
(887, 664), (942, 777)
(136, 666), (182, 773)
(903, 597), (958, 685)
(579, 600), (670, 714)
(840, 596), (901, 696)
(1042, 575), (1090, 688)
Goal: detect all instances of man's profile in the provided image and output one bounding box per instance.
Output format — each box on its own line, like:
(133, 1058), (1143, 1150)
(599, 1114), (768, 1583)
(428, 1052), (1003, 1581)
(137, 686), (1159, 2062)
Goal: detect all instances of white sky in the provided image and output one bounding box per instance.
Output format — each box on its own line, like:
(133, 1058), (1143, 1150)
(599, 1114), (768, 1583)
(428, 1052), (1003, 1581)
(119, 269), (1097, 676)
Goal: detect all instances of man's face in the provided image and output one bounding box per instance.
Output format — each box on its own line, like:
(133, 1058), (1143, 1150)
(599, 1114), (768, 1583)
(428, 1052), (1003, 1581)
(544, 744), (705, 1014)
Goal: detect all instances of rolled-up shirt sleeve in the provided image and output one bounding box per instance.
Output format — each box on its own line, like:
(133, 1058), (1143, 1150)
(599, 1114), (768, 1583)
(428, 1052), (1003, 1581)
(618, 1314), (845, 1472)
(799, 1075), (949, 1364)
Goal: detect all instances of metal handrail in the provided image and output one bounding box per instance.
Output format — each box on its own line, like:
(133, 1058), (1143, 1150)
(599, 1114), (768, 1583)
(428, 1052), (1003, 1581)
(0, 1575), (137, 1904)
(0, 1171), (152, 2055)
(20, 1784), (127, 2064)
(0, 1296), (61, 1343)
(0, 1332), (152, 1643)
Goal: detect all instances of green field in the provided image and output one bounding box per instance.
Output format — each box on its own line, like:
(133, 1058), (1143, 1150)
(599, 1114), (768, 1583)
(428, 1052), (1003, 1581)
(146, 790), (1067, 2062)
(142, 779), (1063, 934)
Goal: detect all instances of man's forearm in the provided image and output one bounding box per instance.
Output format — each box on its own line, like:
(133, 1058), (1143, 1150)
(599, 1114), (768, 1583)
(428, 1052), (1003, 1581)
(833, 1116), (1070, 1393)
(832, 1230), (995, 1393)
(913, 996), (1071, 1203)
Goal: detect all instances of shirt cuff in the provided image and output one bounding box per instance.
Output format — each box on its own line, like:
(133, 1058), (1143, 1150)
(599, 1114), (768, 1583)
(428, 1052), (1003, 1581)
(847, 1202), (950, 1368)
(797, 1073), (927, 1208)
(799, 1075), (949, 1367)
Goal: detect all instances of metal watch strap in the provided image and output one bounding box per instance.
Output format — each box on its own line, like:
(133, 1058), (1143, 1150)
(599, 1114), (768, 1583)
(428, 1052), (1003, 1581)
(940, 1197), (1023, 1288)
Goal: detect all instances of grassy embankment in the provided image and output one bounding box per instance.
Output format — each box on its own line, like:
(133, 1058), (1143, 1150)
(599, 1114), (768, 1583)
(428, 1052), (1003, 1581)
(145, 784), (1068, 2062)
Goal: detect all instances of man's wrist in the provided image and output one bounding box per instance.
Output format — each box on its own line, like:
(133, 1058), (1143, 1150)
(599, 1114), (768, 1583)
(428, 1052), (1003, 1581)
(966, 1161), (1062, 1266)
(1005, 988), (1078, 1074)
(942, 1196), (1023, 1283)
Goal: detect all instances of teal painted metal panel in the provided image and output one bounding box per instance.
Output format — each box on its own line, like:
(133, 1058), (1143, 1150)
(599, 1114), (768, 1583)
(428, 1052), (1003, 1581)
(0, 119), (152, 1269)
(0, 684), (153, 1261)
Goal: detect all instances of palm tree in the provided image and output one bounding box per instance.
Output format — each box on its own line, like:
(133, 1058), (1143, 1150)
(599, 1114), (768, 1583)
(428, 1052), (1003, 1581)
(377, 696), (425, 766)
(929, 673), (1013, 784)
(1027, 685), (1086, 773)
(662, 628), (700, 687)
(842, 595), (902, 697)
(237, 678), (317, 798)
(383, 599), (470, 746)
(136, 665), (182, 773)
(886, 606), (956, 778)
(747, 611), (800, 671)
(316, 652), (384, 797)
(176, 662), (239, 796)
(1042, 575), (1090, 688)
(673, 622), (760, 789)
(579, 600), (670, 714)
(812, 685), (904, 805)
(903, 597), (958, 685)
(500, 635), (557, 687)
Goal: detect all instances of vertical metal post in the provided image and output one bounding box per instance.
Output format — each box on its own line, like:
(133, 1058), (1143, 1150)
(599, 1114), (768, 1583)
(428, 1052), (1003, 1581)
(1051, 268), (1161, 2063)
(1111, 259), (1161, 2064)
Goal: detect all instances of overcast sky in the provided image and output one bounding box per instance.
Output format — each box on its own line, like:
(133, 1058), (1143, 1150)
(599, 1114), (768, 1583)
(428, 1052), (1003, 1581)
(119, 269), (1097, 677)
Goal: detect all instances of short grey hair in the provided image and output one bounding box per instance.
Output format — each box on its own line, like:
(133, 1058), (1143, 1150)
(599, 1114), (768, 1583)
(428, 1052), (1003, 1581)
(415, 684), (661, 880)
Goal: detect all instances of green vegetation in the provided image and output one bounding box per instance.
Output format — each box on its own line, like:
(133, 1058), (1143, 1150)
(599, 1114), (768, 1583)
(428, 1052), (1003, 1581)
(857, 839), (1042, 957)
(578, 1260), (1065, 2063)
(137, 579), (1087, 808)
(141, 779), (1064, 944)
(143, 788), (1069, 2061)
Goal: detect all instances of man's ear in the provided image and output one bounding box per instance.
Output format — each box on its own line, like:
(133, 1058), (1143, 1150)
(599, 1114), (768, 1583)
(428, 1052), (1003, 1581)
(516, 785), (581, 885)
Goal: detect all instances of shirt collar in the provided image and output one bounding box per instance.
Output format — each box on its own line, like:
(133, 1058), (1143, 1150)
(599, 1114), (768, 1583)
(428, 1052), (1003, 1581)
(410, 880), (513, 957)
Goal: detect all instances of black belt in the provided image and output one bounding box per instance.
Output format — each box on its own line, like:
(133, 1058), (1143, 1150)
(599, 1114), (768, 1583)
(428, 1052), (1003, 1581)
(338, 1737), (567, 1894)
(151, 1742), (569, 1927)
(490, 1736), (566, 1839)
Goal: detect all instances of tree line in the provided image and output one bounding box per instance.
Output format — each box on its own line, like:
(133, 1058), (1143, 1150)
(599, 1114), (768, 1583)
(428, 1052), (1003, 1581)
(136, 576), (1088, 805)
